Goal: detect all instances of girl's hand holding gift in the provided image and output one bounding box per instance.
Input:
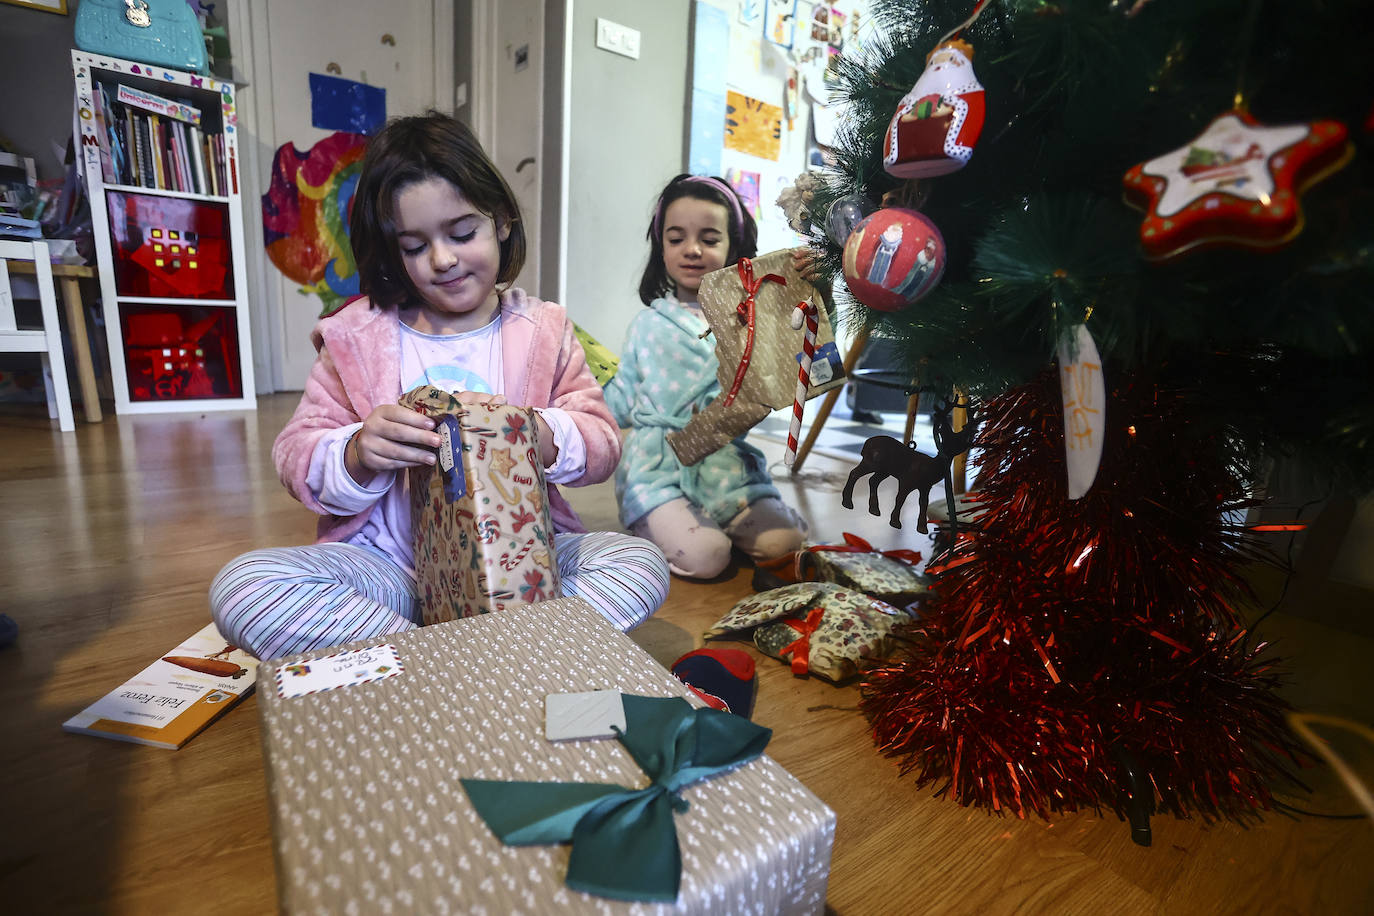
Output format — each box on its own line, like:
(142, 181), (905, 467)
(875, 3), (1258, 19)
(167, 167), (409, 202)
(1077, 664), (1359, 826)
(533, 411), (558, 469)
(347, 404), (441, 483)
(791, 246), (825, 283)
(346, 392), (554, 484)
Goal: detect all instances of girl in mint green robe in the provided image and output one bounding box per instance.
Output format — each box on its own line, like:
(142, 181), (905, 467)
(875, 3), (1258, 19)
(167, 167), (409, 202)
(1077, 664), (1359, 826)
(604, 174), (805, 578)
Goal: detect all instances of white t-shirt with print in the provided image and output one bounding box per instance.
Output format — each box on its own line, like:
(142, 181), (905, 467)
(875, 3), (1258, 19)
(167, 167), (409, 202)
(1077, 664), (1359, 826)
(305, 312), (587, 576)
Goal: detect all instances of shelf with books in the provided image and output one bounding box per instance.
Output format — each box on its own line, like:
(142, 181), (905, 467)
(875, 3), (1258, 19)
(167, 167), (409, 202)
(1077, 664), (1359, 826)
(72, 49), (255, 414)
(103, 183), (232, 205)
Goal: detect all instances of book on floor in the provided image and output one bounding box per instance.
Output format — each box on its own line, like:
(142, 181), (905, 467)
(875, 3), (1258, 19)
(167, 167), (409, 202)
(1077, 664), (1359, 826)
(62, 621), (257, 750)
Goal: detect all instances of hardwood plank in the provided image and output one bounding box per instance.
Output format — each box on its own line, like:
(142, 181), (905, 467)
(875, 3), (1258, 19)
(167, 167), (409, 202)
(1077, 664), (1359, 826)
(1, 396), (1370, 914)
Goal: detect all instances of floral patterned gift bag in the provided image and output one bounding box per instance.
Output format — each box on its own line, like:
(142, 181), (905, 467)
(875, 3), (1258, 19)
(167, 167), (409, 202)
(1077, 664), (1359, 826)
(399, 385), (561, 624)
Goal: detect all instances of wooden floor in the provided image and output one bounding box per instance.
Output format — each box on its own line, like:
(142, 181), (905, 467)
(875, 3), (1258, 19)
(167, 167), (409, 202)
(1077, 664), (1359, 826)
(2, 393), (1371, 914)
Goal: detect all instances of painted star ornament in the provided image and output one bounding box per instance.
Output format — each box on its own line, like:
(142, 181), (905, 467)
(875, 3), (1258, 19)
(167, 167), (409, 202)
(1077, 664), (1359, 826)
(1123, 109), (1352, 260)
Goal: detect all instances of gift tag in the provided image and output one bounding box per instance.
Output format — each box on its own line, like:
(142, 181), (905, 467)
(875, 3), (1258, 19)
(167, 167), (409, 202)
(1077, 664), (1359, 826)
(437, 415), (466, 502)
(545, 690), (626, 741)
(275, 644), (404, 699)
(802, 341), (842, 386)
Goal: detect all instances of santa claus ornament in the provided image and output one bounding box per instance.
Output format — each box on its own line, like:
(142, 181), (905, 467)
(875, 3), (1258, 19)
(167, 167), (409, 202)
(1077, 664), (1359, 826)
(1123, 109), (1352, 260)
(883, 37), (986, 179)
(841, 207), (946, 311)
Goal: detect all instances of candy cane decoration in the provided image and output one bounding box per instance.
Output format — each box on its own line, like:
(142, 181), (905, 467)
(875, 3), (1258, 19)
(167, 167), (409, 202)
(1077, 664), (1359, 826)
(785, 300), (820, 466)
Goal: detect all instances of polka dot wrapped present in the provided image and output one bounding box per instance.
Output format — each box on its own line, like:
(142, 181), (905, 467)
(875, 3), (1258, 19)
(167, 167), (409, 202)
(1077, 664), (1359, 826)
(258, 598), (836, 913)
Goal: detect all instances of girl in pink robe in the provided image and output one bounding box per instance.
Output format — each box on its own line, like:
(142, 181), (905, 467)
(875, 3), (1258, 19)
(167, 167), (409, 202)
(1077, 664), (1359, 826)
(210, 114), (669, 659)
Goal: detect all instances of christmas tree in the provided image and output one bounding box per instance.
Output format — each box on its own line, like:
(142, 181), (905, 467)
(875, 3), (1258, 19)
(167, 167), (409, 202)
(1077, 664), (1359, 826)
(809, 0), (1372, 837)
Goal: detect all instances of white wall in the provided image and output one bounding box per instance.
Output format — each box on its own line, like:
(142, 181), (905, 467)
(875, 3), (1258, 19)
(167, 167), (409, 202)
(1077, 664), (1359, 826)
(562, 0), (690, 351)
(706, 0), (830, 256)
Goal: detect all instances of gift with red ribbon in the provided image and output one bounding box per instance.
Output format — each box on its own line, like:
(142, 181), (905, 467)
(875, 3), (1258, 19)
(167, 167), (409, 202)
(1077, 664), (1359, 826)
(704, 583), (911, 683)
(796, 531), (930, 609)
(778, 607), (826, 675)
(721, 258), (785, 408)
(667, 249), (846, 466)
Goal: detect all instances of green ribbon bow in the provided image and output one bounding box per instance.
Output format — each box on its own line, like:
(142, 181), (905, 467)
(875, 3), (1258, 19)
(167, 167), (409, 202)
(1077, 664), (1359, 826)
(460, 693), (772, 903)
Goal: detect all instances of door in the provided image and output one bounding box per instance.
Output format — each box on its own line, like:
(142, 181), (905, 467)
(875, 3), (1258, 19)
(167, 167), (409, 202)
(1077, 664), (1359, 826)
(472, 0), (545, 297)
(249, 0), (450, 390)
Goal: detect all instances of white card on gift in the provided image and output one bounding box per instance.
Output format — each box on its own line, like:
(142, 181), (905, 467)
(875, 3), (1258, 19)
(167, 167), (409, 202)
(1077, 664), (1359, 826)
(545, 690), (626, 741)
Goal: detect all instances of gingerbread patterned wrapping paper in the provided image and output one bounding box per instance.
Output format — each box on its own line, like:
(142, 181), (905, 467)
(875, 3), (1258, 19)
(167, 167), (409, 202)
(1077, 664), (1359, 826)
(667, 249), (847, 466)
(705, 582), (913, 684)
(257, 597), (836, 914)
(399, 385), (561, 624)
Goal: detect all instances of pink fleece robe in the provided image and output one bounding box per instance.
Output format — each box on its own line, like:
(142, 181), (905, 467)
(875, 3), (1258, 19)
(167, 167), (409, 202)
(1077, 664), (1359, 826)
(273, 289), (620, 541)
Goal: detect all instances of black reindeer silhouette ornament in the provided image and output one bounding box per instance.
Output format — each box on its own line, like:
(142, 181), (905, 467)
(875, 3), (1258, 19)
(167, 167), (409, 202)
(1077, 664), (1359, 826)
(841, 400), (977, 533)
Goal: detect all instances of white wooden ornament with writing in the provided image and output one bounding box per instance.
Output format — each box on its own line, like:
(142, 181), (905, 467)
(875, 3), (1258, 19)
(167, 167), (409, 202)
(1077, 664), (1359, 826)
(1058, 323), (1105, 500)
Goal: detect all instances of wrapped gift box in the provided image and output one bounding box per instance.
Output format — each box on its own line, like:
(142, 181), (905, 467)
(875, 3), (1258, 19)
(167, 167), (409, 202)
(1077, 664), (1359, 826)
(668, 249), (846, 466)
(706, 583), (913, 683)
(398, 385), (561, 624)
(257, 597), (836, 914)
(797, 534), (930, 610)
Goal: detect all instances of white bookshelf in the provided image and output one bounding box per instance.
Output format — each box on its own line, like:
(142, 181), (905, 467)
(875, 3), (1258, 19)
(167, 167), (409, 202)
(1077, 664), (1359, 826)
(72, 50), (256, 414)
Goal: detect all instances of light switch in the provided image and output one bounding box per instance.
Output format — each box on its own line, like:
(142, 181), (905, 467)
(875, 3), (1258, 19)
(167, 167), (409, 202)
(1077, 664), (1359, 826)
(595, 17), (640, 60)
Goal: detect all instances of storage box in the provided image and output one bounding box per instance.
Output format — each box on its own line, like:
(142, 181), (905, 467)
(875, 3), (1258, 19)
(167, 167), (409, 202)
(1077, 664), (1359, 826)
(257, 597), (836, 914)
(398, 385), (561, 624)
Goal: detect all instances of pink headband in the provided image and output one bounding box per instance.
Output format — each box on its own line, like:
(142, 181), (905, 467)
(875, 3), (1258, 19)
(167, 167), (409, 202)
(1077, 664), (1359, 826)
(650, 175), (746, 240)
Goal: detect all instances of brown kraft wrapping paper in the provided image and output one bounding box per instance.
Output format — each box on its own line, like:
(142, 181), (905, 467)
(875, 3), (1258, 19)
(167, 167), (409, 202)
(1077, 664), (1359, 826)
(258, 597), (836, 914)
(398, 385), (561, 624)
(667, 248), (847, 466)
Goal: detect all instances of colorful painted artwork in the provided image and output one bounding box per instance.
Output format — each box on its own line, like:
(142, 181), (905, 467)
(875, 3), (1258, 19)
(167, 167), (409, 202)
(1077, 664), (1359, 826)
(828, 7), (847, 52)
(261, 131), (369, 317)
(764, 0), (797, 50)
(726, 168), (762, 218)
(725, 91), (783, 161)
(309, 73), (386, 135)
(810, 5), (830, 42)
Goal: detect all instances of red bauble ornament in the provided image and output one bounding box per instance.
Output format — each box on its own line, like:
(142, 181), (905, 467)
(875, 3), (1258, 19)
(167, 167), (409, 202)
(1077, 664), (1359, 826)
(882, 38), (986, 179)
(842, 208), (946, 311)
(1123, 109), (1352, 260)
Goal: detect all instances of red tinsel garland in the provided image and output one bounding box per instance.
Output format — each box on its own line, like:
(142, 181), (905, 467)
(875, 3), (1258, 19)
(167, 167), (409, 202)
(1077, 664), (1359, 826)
(860, 371), (1307, 824)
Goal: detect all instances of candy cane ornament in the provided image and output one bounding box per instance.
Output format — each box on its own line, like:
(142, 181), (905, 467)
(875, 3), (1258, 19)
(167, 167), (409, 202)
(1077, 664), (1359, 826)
(785, 300), (820, 466)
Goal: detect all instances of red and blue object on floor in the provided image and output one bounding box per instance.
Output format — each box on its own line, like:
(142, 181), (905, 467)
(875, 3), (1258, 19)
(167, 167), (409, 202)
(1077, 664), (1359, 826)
(671, 648), (757, 719)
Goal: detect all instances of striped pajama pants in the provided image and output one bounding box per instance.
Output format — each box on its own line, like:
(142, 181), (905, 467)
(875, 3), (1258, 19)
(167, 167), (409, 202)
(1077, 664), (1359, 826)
(210, 532), (670, 660)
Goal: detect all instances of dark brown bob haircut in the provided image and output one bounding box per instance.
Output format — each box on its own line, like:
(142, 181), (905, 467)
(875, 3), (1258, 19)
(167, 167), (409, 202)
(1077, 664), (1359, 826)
(638, 173), (758, 306)
(349, 112), (526, 309)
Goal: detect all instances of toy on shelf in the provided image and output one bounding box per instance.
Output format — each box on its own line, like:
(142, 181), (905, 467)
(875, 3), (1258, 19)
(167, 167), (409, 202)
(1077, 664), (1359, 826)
(123, 309), (237, 400)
